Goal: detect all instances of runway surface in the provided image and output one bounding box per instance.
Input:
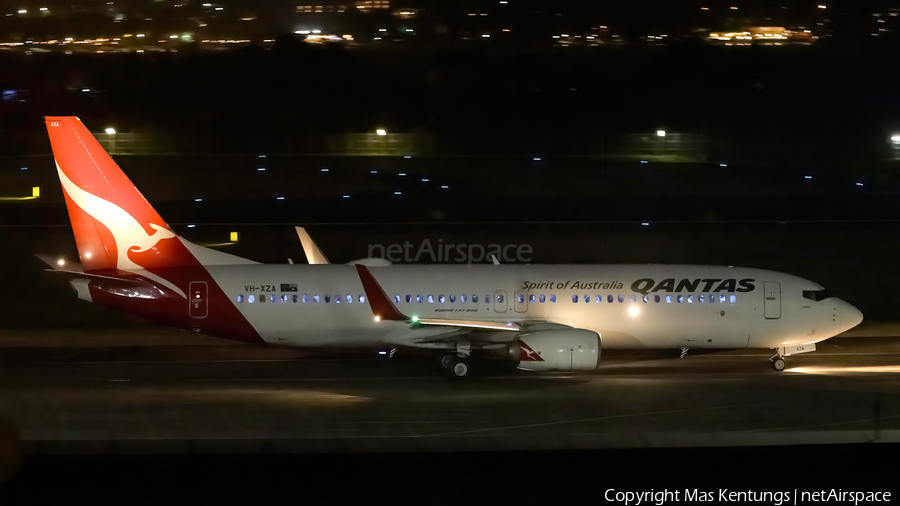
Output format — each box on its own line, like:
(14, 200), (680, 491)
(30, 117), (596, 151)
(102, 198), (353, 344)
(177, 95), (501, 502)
(1, 326), (900, 456)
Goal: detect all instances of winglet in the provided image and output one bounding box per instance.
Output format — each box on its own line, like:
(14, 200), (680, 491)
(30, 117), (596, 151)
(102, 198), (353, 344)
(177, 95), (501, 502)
(355, 264), (408, 321)
(295, 226), (330, 264)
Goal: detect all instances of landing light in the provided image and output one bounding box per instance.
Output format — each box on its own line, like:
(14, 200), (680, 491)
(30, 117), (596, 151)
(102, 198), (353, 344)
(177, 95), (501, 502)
(378, 351), (387, 355)
(656, 130), (666, 137)
(57, 259), (65, 266)
(629, 306), (640, 316)
(374, 316), (381, 322)
(376, 129), (386, 136)
(891, 134), (900, 142)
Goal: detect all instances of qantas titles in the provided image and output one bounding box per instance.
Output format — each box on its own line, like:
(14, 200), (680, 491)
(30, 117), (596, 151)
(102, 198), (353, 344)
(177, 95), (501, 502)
(521, 278), (755, 294)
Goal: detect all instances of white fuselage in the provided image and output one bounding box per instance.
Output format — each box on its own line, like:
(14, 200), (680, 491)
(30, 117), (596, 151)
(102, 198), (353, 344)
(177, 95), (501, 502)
(206, 264), (861, 350)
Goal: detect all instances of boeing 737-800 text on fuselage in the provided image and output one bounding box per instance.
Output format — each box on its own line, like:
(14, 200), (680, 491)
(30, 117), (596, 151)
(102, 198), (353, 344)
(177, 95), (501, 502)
(39, 117), (864, 378)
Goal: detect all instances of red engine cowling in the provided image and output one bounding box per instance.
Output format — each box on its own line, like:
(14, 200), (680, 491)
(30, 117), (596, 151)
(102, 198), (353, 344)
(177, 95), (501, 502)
(514, 329), (601, 371)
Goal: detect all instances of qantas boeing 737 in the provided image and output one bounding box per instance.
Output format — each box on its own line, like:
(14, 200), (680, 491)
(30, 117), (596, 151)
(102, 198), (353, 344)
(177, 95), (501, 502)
(39, 116), (864, 378)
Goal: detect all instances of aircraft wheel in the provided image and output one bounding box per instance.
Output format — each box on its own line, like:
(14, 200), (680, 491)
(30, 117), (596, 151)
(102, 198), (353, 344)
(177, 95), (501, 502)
(771, 358), (786, 371)
(449, 358), (471, 379)
(440, 354), (456, 369)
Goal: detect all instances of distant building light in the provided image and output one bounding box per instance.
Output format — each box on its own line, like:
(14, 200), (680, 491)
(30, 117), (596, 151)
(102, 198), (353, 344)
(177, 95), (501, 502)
(818, 4), (826, 8)
(394, 191), (402, 195)
(422, 178), (429, 182)
(17, 9), (26, 14)
(701, 6), (709, 10)
(170, 35), (178, 39)
(20, 167), (27, 171)
(376, 129), (386, 136)
(136, 33), (144, 37)
(230, 231), (239, 242)
(32, 186), (40, 198)
(503, 29), (511, 32)
(81, 88), (90, 92)
(343, 195), (350, 198)
(533, 157), (541, 161)
(730, 6), (738, 9)
(804, 175), (812, 179)
(856, 182), (863, 186)
(202, 3), (211, 6)
(370, 170), (378, 174)
(321, 168), (329, 172)
(312, 29), (321, 34)
(404, 155), (411, 158)
(194, 198), (203, 202)
(641, 222), (650, 226)
(720, 163), (727, 167)
(257, 167), (265, 171)
(640, 160), (648, 164)
(276, 196), (285, 200)
(399, 173), (406, 176)
(406, 29), (414, 32)
(441, 185), (449, 189)
(482, 34), (490, 38)
(40, 7), (48, 11)
(258, 154), (266, 158)
(656, 129), (666, 137)
(500, 0), (507, 3)
(215, 7), (223, 10)
(187, 224), (196, 228)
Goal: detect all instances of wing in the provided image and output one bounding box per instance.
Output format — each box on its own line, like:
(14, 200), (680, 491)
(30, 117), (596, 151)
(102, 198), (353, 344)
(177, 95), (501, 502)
(354, 264), (572, 350)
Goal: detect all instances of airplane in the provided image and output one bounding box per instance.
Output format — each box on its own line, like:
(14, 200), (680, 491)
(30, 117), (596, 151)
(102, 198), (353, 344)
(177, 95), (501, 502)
(38, 116), (864, 378)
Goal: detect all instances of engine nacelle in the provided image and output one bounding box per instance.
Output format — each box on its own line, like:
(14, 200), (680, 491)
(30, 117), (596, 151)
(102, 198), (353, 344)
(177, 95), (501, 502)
(513, 329), (601, 372)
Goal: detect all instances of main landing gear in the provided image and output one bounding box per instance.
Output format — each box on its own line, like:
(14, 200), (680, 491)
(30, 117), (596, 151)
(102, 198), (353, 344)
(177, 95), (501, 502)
(440, 341), (473, 379)
(440, 353), (471, 379)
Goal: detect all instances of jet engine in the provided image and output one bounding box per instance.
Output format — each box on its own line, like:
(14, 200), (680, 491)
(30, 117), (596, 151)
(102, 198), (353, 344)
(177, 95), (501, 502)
(512, 329), (601, 371)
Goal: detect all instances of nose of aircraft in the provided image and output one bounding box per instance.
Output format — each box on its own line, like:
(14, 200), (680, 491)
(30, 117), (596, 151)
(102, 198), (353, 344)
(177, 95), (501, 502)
(839, 299), (864, 332)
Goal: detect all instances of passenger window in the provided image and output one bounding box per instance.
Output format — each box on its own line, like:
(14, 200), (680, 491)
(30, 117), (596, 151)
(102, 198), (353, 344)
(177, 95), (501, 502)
(539, 294), (545, 303)
(572, 295), (578, 303)
(427, 295), (434, 303)
(237, 295), (244, 303)
(710, 295), (716, 303)
(642, 295), (648, 303)
(596, 295), (602, 303)
(608, 294), (614, 303)
(347, 294), (353, 303)
(529, 295), (535, 303)
(282, 295), (288, 303)
(730, 295), (737, 303)
(417, 295), (423, 303)
(293, 295), (298, 303)
(394, 294), (401, 303)
(325, 295), (331, 303)
(630, 295), (636, 303)
(618, 295), (624, 303)
(485, 294), (491, 303)
(359, 295), (365, 303)
(677, 295), (683, 303)
(497, 294), (504, 303)
(450, 294), (456, 303)
(654, 295), (660, 303)
(260, 295), (265, 304)
(406, 295), (412, 303)
(248, 295), (255, 303)
(270, 295), (276, 303)
(584, 295), (590, 303)
(518, 294), (525, 303)
(313, 295), (320, 303)
(666, 295), (672, 303)
(550, 295), (556, 303)
(439, 295), (445, 303)
(461, 294), (467, 303)
(719, 295), (726, 303)
(302, 295), (309, 303)
(699, 295), (705, 303)
(687, 295), (693, 303)
(335, 295), (341, 304)
(473, 295), (479, 303)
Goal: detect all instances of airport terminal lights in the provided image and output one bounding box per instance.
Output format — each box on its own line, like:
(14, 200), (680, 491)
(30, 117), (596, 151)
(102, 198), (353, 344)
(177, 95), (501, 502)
(603, 488), (891, 505)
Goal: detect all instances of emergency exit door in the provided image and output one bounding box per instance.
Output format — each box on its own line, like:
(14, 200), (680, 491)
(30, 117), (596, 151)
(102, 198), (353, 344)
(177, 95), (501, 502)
(190, 281), (208, 318)
(763, 281), (781, 319)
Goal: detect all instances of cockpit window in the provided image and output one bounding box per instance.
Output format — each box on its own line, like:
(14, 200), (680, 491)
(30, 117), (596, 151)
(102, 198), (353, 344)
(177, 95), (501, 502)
(802, 290), (831, 301)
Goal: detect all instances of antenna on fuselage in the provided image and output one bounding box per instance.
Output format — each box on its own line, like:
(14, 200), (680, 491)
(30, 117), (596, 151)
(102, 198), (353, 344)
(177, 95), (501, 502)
(491, 255), (499, 265)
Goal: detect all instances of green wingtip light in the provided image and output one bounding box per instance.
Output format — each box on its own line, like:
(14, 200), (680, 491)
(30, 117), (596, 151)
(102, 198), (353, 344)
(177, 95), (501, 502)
(411, 316), (419, 322)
